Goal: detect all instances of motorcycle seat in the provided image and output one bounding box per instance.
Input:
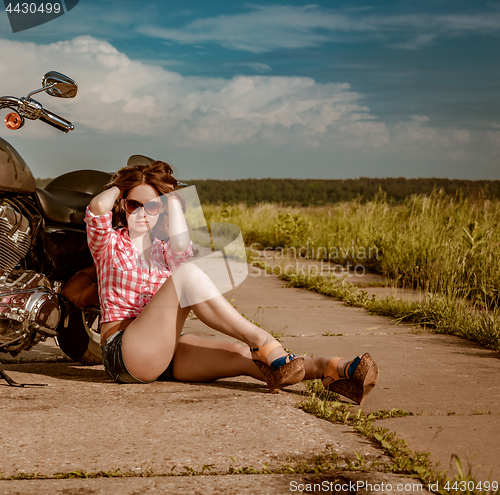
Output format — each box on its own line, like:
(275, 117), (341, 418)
(35, 169), (112, 224)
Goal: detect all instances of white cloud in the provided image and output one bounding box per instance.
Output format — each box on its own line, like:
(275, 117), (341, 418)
(137, 5), (351, 53)
(0, 36), (389, 149)
(435, 13), (500, 32)
(0, 34), (489, 176)
(137, 5), (500, 53)
(232, 62), (272, 72)
(387, 34), (437, 50)
(392, 116), (473, 156)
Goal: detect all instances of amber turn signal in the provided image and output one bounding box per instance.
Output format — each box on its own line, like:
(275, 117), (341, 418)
(5, 112), (24, 130)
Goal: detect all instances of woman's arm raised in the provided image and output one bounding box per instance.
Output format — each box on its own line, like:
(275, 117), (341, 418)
(167, 194), (191, 252)
(89, 186), (121, 216)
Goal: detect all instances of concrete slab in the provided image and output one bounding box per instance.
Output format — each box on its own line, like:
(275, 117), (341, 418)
(254, 251), (428, 303)
(1, 338), (69, 364)
(228, 268), (415, 337)
(1, 261), (498, 491)
(0, 363), (387, 478)
(279, 332), (500, 481)
(373, 415), (500, 482)
(280, 333), (500, 415)
(255, 251), (389, 286)
(221, 267), (500, 482)
(0, 472), (432, 495)
(236, 306), (415, 338)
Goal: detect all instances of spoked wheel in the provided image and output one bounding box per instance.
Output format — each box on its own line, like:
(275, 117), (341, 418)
(56, 307), (102, 365)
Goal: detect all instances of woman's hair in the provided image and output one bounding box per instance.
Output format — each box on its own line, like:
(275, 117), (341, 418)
(105, 160), (180, 239)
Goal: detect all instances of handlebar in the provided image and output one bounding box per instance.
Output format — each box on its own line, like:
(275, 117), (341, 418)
(0, 96), (23, 110)
(0, 96), (74, 132)
(39, 108), (74, 133)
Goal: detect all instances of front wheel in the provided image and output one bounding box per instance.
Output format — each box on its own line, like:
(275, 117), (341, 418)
(56, 307), (102, 365)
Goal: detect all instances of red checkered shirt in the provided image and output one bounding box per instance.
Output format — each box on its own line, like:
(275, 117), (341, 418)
(85, 207), (194, 323)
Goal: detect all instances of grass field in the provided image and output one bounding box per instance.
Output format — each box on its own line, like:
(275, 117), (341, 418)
(201, 190), (500, 351)
(203, 190), (500, 310)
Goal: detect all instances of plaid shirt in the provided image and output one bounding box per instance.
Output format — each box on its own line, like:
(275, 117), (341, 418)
(85, 207), (194, 323)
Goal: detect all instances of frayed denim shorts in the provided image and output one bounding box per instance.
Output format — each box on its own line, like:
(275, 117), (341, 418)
(101, 330), (176, 384)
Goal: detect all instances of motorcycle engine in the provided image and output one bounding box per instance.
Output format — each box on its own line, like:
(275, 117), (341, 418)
(0, 271), (61, 355)
(0, 202), (32, 274)
(0, 203), (60, 355)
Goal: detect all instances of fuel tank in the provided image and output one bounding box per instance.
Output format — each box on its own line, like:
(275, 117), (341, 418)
(0, 137), (36, 193)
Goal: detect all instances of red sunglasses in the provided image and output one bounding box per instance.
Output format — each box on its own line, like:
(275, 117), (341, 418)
(123, 199), (162, 216)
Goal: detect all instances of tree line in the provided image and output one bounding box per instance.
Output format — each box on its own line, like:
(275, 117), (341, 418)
(36, 177), (500, 205)
(186, 177), (500, 205)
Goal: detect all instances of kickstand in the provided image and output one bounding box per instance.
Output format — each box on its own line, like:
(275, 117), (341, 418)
(0, 364), (47, 387)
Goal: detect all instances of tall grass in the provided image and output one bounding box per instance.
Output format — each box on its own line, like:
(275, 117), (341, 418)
(203, 189), (500, 309)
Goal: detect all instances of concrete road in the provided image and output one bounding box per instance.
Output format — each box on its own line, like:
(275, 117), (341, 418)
(1, 260), (498, 493)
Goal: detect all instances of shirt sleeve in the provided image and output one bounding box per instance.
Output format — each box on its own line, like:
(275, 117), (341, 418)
(85, 206), (114, 260)
(164, 239), (194, 271)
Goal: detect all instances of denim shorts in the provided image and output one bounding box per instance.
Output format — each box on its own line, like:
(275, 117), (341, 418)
(101, 330), (176, 384)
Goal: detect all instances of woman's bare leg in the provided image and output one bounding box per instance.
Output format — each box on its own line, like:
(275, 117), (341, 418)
(121, 263), (292, 382)
(171, 335), (264, 381)
(171, 335), (343, 384)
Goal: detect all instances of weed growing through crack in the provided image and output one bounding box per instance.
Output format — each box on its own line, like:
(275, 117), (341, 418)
(250, 257), (500, 351)
(298, 380), (499, 495)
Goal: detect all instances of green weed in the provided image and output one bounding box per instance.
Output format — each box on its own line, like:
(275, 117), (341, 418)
(298, 381), (499, 495)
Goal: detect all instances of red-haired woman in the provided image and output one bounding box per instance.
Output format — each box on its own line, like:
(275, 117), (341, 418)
(86, 159), (378, 404)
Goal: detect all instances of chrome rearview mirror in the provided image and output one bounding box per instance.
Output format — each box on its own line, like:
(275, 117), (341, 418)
(41, 71), (78, 98)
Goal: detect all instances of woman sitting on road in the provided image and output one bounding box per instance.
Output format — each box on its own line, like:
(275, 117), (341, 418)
(86, 157), (379, 404)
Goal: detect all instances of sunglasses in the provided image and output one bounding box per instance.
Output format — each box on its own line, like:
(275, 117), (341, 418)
(123, 199), (162, 216)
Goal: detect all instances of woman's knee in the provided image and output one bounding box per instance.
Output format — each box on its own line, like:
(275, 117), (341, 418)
(171, 262), (203, 281)
(172, 262), (221, 293)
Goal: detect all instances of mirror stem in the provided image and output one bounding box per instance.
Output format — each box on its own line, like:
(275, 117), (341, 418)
(26, 83), (56, 100)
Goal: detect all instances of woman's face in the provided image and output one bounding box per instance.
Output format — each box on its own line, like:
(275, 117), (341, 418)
(124, 184), (163, 235)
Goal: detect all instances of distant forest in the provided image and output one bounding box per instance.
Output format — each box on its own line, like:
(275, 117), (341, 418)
(186, 178), (500, 205)
(36, 177), (500, 205)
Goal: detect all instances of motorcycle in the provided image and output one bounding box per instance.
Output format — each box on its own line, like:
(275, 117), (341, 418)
(0, 72), (109, 386)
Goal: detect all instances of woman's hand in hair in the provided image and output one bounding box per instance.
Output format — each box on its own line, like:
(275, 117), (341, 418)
(162, 182), (177, 195)
(89, 186), (122, 216)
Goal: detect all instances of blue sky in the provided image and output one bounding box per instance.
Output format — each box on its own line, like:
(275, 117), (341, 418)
(1, 0), (499, 179)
